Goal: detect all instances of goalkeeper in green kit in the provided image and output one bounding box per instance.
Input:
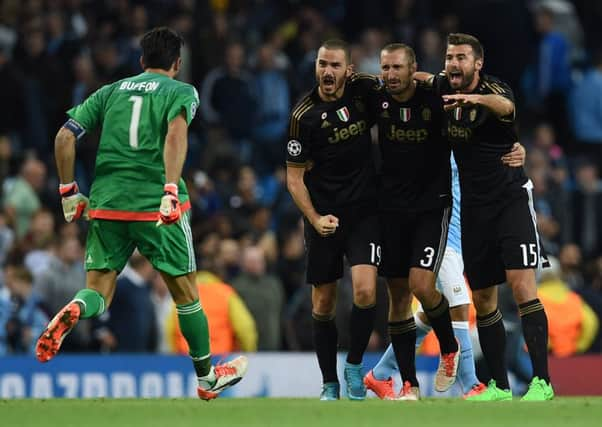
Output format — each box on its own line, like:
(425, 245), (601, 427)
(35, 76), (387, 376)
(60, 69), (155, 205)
(35, 27), (247, 400)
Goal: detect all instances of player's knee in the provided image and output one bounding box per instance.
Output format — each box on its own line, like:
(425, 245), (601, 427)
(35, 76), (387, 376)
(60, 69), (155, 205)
(509, 280), (538, 304)
(352, 284), (376, 306)
(410, 280), (434, 302)
(313, 293), (336, 314)
(472, 294), (497, 316)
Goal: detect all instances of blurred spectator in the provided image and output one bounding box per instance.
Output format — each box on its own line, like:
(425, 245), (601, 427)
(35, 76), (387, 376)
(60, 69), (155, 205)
(531, 122), (565, 165)
(356, 28), (386, 75)
(215, 238), (241, 282)
(417, 28), (443, 74)
(22, 209), (56, 279)
(91, 252), (157, 353)
(170, 269), (257, 355)
(569, 49), (602, 171)
(538, 256), (599, 356)
(0, 213), (15, 267)
(568, 159), (602, 260)
(247, 205), (278, 265)
(14, 23), (69, 155)
(150, 273), (173, 354)
(522, 3), (572, 144)
(0, 265), (47, 355)
(200, 41), (257, 162)
(33, 236), (88, 351)
(232, 246), (284, 350)
(251, 43), (290, 176)
(45, 9), (81, 75)
(533, 0), (585, 63)
(0, 41), (25, 153)
(276, 217), (306, 299)
(2, 157), (46, 239)
(93, 41), (131, 85)
(559, 243), (586, 290)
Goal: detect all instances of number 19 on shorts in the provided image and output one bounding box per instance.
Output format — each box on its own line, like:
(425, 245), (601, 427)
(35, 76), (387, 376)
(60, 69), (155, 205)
(369, 243), (381, 266)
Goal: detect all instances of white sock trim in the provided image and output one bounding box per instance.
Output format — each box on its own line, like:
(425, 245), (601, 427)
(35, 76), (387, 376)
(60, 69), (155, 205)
(414, 314), (432, 332)
(452, 320), (470, 330)
(191, 353), (211, 362)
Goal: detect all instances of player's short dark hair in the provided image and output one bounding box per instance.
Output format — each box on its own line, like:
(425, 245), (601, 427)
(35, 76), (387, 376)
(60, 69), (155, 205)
(381, 43), (416, 65)
(320, 39), (352, 64)
(140, 26), (184, 70)
(447, 33), (484, 60)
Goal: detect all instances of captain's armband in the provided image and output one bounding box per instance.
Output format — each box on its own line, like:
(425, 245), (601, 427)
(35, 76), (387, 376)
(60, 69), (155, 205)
(63, 118), (87, 140)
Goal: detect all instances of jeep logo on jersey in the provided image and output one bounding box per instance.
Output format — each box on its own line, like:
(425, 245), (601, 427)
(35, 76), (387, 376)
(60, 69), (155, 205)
(336, 107), (350, 122)
(328, 120), (367, 144)
(287, 140), (302, 156)
(400, 107), (411, 122)
(386, 124), (428, 143)
(448, 123), (473, 140)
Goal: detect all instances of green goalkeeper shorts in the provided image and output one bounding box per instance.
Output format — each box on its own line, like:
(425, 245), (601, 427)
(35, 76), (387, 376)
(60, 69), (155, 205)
(85, 211), (196, 276)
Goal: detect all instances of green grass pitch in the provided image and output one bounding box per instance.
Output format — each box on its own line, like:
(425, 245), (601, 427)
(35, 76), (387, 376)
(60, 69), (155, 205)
(2, 397), (601, 427)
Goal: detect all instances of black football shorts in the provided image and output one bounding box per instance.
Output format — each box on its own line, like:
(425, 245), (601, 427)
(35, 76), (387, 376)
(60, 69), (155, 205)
(378, 207), (451, 278)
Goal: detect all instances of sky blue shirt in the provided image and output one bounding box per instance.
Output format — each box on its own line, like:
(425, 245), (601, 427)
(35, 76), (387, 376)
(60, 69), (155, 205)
(570, 68), (602, 142)
(447, 153), (462, 253)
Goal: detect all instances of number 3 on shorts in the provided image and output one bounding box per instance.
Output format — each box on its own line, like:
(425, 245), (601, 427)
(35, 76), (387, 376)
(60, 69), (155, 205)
(420, 246), (435, 267)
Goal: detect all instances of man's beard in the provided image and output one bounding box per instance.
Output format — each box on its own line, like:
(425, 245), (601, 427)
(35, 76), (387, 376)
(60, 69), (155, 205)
(451, 69), (476, 91)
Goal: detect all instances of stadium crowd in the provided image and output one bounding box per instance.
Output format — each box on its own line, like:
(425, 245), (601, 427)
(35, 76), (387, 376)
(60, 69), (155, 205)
(0, 0), (601, 360)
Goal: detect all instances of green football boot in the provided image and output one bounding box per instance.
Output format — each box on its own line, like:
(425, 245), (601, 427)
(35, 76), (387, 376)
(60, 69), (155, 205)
(465, 379), (512, 401)
(521, 377), (554, 401)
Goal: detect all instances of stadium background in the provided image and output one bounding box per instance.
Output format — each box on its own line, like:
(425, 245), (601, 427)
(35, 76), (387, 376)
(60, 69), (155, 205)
(0, 0), (601, 398)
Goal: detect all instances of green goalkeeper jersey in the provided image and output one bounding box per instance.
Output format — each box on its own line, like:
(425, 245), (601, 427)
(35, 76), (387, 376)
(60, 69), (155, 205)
(67, 71), (198, 220)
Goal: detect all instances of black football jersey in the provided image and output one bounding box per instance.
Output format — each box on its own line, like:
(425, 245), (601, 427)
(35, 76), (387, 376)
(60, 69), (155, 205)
(432, 73), (528, 206)
(372, 82), (451, 212)
(286, 74), (381, 212)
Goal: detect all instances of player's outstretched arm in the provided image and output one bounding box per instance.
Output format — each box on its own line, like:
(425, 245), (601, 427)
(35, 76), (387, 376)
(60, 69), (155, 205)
(158, 112), (188, 225)
(442, 93), (514, 118)
(286, 165), (338, 236)
(413, 71), (434, 83)
(55, 126), (89, 222)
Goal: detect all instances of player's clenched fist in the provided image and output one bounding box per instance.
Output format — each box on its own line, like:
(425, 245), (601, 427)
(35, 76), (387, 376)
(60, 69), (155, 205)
(312, 214), (339, 236)
(157, 183), (181, 226)
(59, 181), (89, 222)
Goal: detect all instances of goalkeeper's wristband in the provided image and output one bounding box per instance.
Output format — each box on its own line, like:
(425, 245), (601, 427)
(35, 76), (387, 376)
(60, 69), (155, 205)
(59, 182), (79, 197)
(164, 183), (178, 196)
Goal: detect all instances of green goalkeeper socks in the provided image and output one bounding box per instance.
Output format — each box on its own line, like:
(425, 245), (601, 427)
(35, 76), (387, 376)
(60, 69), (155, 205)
(177, 299), (212, 377)
(73, 289), (106, 319)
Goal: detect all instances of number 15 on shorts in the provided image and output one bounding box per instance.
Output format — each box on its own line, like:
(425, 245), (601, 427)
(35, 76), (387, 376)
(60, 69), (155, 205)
(520, 243), (538, 267)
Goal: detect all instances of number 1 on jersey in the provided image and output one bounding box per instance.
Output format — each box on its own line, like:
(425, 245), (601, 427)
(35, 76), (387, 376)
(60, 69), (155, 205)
(128, 95), (143, 149)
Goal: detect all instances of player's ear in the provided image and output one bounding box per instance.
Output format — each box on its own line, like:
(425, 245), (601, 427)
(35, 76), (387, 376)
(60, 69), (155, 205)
(139, 56), (145, 70)
(345, 64), (353, 78)
(475, 58), (483, 71)
(173, 57), (182, 73)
